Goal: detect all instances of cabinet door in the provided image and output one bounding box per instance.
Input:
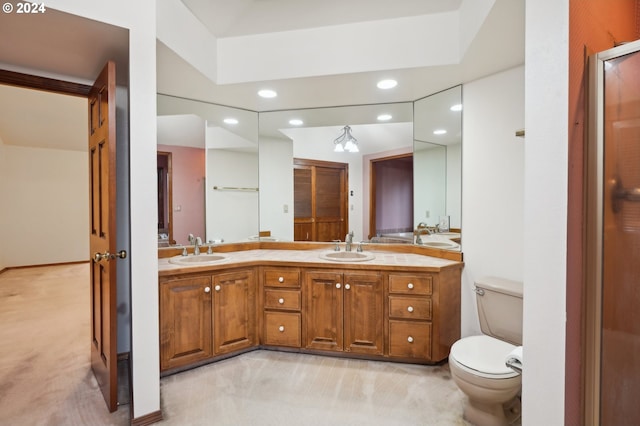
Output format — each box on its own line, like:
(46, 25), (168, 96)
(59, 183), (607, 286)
(343, 272), (384, 355)
(160, 275), (212, 371)
(213, 270), (257, 355)
(305, 271), (343, 351)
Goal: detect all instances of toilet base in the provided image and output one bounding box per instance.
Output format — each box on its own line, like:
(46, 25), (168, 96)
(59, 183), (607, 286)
(464, 395), (521, 426)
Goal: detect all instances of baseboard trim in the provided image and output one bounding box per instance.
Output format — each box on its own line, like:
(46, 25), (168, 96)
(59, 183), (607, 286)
(131, 410), (163, 426)
(2, 260), (89, 271)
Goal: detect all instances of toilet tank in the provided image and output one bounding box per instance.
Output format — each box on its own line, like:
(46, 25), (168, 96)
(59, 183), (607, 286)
(475, 276), (523, 345)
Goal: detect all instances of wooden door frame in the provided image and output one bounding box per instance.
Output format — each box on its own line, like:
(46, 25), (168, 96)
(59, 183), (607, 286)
(369, 153), (413, 240)
(0, 68), (122, 413)
(294, 158), (349, 241)
(157, 151), (174, 244)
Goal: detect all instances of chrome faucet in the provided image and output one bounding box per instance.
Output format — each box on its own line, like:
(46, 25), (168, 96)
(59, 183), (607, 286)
(194, 236), (202, 255)
(345, 231), (354, 252)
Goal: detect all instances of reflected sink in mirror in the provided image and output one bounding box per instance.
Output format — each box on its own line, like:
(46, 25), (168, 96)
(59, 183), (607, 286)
(320, 251), (376, 262)
(418, 238), (460, 250)
(169, 253), (228, 265)
(436, 232), (461, 240)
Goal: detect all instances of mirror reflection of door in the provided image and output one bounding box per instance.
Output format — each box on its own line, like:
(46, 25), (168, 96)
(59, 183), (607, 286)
(293, 158), (348, 242)
(157, 151), (174, 246)
(369, 154), (414, 240)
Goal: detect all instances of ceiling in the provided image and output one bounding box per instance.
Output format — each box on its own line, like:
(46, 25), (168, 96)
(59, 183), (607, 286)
(0, 0), (523, 151)
(181, 0), (464, 38)
(157, 0), (525, 111)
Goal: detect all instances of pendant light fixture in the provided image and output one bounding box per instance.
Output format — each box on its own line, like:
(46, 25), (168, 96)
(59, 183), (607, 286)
(333, 125), (359, 153)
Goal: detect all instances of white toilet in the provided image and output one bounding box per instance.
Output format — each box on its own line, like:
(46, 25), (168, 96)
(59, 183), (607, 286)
(449, 276), (523, 426)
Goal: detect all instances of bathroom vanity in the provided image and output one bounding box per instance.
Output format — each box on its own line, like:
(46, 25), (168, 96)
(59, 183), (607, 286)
(158, 243), (462, 375)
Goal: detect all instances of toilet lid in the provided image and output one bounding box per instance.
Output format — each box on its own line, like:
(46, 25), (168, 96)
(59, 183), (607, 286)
(450, 335), (519, 378)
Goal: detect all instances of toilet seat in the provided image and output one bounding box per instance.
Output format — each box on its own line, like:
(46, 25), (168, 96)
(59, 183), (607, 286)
(450, 335), (520, 379)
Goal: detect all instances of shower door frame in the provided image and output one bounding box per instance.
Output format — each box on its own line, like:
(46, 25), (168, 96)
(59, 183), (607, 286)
(585, 38), (640, 425)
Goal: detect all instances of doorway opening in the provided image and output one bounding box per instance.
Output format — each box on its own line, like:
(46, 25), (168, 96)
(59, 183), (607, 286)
(369, 154), (414, 240)
(157, 151), (174, 246)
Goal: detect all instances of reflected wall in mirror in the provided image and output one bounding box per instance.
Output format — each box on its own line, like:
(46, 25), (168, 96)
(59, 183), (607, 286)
(157, 95), (259, 247)
(413, 86), (462, 237)
(259, 103), (414, 243)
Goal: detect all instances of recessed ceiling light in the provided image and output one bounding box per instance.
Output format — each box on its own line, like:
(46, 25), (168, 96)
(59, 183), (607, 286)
(377, 79), (397, 90)
(289, 119), (304, 126)
(258, 89), (277, 98)
(433, 129), (447, 135)
(224, 118), (239, 125)
(377, 114), (392, 121)
(450, 104), (463, 112)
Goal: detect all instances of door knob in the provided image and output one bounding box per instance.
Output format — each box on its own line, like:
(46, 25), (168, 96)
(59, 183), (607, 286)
(93, 250), (127, 262)
(93, 252), (108, 262)
(110, 250), (127, 259)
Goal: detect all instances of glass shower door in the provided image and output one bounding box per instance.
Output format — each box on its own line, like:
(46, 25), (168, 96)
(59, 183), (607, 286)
(600, 46), (640, 425)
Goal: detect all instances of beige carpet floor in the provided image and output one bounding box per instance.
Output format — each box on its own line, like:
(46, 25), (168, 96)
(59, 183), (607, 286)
(1, 263), (474, 426)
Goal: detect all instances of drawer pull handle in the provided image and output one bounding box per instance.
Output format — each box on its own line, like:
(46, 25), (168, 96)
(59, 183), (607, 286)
(336, 283), (341, 289)
(407, 283), (414, 289)
(278, 276), (284, 283)
(204, 286), (211, 293)
(279, 325), (285, 332)
(345, 284), (351, 290)
(407, 336), (414, 343)
(214, 285), (221, 292)
(278, 298), (285, 304)
(407, 306), (414, 313)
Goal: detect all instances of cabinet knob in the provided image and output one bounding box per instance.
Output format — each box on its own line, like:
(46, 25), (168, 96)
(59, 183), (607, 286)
(278, 276), (284, 283)
(407, 283), (414, 289)
(345, 284), (351, 290)
(278, 298), (285, 304)
(336, 283), (341, 289)
(279, 325), (285, 332)
(204, 286), (211, 293)
(407, 306), (414, 313)
(407, 336), (414, 343)
(214, 285), (221, 292)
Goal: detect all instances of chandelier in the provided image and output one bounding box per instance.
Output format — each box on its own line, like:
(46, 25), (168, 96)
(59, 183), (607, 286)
(333, 125), (359, 153)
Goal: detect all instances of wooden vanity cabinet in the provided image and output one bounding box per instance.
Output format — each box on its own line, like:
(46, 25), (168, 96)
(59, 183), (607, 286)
(305, 270), (383, 355)
(262, 267), (302, 348)
(160, 274), (213, 371)
(213, 269), (257, 355)
(386, 271), (460, 363)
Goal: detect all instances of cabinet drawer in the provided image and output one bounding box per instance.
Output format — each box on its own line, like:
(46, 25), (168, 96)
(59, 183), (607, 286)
(388, 320), (432, 359)
(264, 312), (301, 347)
(264, 289), (301, 311)
(389, 274), (432, 295)
(388, 296), (432, 320)
(264, 269), (301, 288)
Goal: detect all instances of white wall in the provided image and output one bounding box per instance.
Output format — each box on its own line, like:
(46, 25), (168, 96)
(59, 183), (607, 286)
(206, 150), (259, 242)
(1, 145), (88, 266)
(46, 0), (159, 419)
(259, 136), (294, 240)
(414, 145), (447, 227)
(447, 142), (462, 230)
(523, 1), (568, 424)
(461, 66), (525, 337)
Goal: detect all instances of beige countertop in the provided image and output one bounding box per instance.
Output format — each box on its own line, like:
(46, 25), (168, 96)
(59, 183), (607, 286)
(158, 248), (462, 276)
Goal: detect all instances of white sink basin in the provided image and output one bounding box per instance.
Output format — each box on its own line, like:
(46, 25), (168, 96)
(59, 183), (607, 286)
(419, 240), (460, 250)
(320, 251), (376, 262)
(169, 253), (228, 265)
(435, 232), (461, 240)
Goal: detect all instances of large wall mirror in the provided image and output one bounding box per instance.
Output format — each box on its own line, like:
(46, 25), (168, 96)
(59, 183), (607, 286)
(157, 95), (259, 246)
(413, 86), (462, 235)
(156, 85), (462, 250)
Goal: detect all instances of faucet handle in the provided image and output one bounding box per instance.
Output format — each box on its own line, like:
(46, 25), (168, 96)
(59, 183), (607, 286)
(357, 241), (366, 252)
(332, 240), (341, 251)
